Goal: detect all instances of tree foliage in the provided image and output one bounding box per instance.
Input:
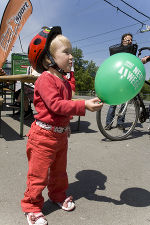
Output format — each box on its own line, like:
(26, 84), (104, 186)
(141, 79), (150, 94)
(72, 47), (98, 91)
(140, 79), (150, 100)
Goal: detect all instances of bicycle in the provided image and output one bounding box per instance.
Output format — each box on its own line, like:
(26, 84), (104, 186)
(96, 47), (150, 141)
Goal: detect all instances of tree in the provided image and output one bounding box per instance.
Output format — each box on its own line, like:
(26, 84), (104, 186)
(72, 47), (85, 72)
(86, 60), (98, 77)
(140, 79), (150, 100)
(72, 47), (97, 91)
(75, 68), (94, 91)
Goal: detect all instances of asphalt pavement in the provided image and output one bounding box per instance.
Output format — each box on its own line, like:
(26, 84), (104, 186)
(0, 97), (150, 225)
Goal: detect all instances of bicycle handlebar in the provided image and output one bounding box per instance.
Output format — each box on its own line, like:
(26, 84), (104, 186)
(137, 47), (150, 84)
(138, 47), (150, 56)
(145, 80), (150, 86)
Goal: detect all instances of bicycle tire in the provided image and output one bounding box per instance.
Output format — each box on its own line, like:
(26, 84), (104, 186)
(96, 98), (139, 141)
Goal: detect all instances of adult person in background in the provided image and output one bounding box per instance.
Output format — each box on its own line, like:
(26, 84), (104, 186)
(105, 33), (136, 130)
(105, 33), (150, 130)
(0, 67), (6, 75)
(141, 55), (150, 64)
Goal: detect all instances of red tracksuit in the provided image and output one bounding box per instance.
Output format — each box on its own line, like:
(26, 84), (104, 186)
(21, 71), (85, 212)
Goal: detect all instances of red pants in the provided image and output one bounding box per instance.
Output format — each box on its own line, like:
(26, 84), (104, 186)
(21, 121), (68, 213)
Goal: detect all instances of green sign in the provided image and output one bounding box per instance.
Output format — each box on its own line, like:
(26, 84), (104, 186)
(11, 53), (30, 75)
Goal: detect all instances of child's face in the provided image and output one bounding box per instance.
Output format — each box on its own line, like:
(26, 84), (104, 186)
(51, 36), (73, 73)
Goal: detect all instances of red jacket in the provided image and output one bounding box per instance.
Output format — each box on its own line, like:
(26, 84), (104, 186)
(34, 71), (85, 127)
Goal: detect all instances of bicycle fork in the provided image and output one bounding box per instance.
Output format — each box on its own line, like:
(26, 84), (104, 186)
(109, 102), (129, 126)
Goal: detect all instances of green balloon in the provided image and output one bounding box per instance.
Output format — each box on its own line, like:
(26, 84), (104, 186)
(95, 53), (146, 105)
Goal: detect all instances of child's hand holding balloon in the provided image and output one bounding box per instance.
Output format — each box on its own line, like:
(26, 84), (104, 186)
(85, 97), (103, 112)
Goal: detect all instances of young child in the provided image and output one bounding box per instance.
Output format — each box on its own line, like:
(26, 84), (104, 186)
(21, 26), (103, 225)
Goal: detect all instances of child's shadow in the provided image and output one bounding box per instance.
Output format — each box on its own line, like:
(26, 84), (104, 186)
(43, 170), (150, 215)
(68, 170), (150, 207)
(67, 170), (120, 204)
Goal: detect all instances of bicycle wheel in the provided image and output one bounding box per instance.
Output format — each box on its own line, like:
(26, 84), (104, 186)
(96, 99), (139, 141)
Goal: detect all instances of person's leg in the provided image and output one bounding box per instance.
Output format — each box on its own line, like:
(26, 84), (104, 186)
(24, 85), (33, 112)
(48, 131), (75, 211)
(14, 89), (21, 101)
(7, 90), (32, 118)
(117, 104), (125, 125)
(7, 89), (21, 108)
(23, 95), (33, 119)
(17, 90), (33, 118)
(21, 122), (57, 213)
(48, 132), (68, 203)
(23, 85), (33, 118)
(106, 105), (117, 125)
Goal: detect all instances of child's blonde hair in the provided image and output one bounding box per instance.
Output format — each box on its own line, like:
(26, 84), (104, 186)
(43, 35), (71, 70)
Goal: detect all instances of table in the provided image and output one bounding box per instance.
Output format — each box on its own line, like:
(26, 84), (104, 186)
(0, 75), (38, 137)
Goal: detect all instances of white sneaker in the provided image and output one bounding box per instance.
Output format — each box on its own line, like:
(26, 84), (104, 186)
(25, 212), (48, 225)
